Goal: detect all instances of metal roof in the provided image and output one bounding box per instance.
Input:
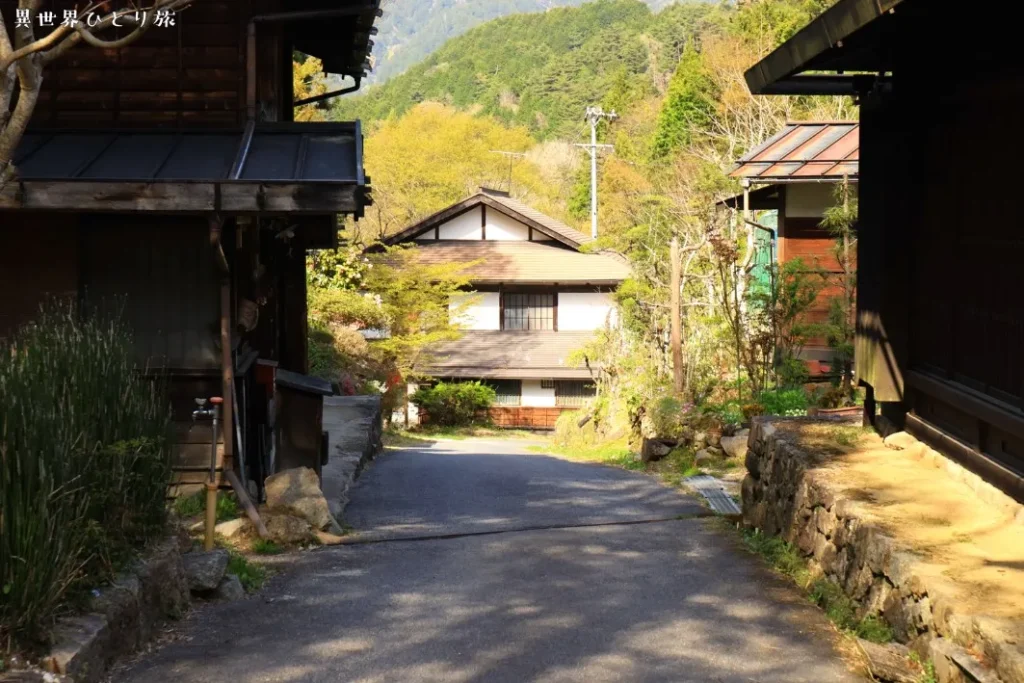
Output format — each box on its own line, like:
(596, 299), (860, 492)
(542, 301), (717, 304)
(730, 123), (859, 182)
(744, 0), (903, 95)
(13, 123), (364, 184)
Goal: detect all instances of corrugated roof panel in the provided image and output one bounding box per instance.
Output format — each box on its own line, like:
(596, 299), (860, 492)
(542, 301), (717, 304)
(827, 162), (859, 177)
(730, 122), (859, 180)
(735, 162), (774, 177)
(792, 161), (837, 177)
(788, 124), (855, 161)
(157, 134), (239, 180)
(241, 133), (302, 182)
(751, 125), (821, 162)
(16, 133), (116, 179)
(78, 134), (179, 180)
(763, 162), (804, 177)
(302, 134), (358, 182)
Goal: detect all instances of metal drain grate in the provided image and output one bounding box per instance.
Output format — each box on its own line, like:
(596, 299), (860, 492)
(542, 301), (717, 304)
(683, 475), (742, 516)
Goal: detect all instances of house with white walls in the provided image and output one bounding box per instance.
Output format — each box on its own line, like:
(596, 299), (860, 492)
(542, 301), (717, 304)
(385, 188), (630, 429)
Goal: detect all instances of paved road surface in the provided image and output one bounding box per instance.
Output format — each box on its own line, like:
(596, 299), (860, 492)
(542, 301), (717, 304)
(114, 438), (861, 683)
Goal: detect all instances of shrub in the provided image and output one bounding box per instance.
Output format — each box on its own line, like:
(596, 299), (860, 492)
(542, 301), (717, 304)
(410, 381), (495, 427)
(553, 410), (601, 450)
(648, 396), (691, 439)
(0, 304), (171, 648)
(756, 387), (808, 417)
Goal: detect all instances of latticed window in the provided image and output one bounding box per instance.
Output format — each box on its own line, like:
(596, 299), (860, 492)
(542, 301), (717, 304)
(486, 379), (522, 406)
(555, 380), (596, 408)
(502, 293), (555, 330)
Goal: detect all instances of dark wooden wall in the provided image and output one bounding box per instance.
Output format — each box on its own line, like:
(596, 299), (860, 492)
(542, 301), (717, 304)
(0, 0), (291, 129)
(857, 25), (1024, 488)
(0, 213), (78, 336)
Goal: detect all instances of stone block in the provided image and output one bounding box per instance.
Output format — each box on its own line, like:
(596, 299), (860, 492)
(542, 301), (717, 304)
(845, 561), (873, 601)
(884, 551), (917, 591)
(265, 513), (315, 545)
(862, 529), (894, 574)
(266, 467), (342, 533)
(745, 449), (762, 479)
(741, 474), (756, 506)
(214, 575), (246, 602)
(813, 536), (838, 573)
(884, 592), (916, 643)
(44, 615), (109, 678)
(720, 435), (749, 459)
(215, 517), (252, 539)
(796, 521), (818, 555)
(183, 549), (229, 593)
(814, 506), (838, 537)
(858, 577), (893, 619)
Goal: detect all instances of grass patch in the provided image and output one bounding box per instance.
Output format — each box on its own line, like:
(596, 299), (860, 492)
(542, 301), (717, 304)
(216, 494), (241, 523)
(173, 491), (204, 519)
(383, 425), (538, 447)
(251, 539), (284, 555)
(653, 447), (702, 486)
(740, 528), (893, 643)
(226, 550), (267, 593)
(536, 439), (643, 470)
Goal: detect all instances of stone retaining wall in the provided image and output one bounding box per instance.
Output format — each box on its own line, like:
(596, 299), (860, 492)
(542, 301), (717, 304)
(742, 418), (1024, 683)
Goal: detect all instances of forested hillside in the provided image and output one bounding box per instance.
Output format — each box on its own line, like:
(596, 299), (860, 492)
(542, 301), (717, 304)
(371, 0), (685, 84)
(340, 0), (711, 139)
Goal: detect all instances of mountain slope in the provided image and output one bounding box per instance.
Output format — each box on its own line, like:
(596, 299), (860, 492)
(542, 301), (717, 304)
(339, 0), (712, 139)
(372, 0), (689, 84)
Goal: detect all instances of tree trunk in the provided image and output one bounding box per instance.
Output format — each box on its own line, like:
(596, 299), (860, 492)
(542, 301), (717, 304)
(670, 236), (684, 395)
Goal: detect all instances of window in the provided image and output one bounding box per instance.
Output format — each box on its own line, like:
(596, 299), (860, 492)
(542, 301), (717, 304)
(485, 379), (522, 406)
(540, 379), (555, 389)
(555, 380), (596, 408)
(502, 292), (555, 330)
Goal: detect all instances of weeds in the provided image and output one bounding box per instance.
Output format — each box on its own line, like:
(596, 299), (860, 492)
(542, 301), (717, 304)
(740, 528), (894, 643)
(226, 551), (267, 593)
(216, 494), (241, 523)
(1, 304), (171, 649)
(174, 492), (204, 519)
(252, 539), (284, 555)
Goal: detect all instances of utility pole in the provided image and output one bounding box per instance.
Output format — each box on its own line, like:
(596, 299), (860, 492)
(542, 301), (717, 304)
(489, 150), (526, 193)
(575, 106), (617, 239)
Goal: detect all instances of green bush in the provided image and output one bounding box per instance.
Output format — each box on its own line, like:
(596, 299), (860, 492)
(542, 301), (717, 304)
(756, 387), (809, 417)
(410, 381), (495, 427)
(0, 304), (171, 648)
(553, 410), (601, 450)
(648, 396), (689, 439)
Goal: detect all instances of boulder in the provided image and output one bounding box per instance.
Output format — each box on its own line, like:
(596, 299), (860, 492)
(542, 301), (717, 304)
(265, 467), (342, 533)
(215, 517), (252, 539)
(265, 513), (314, 545)
(720, 435), (749, 459)
(214, 574), (246, 601)
(883, 431), (918, 451)
(641, 438), (672, 463)
(182, 549), (228, 593)
(695, 449), (718, 466)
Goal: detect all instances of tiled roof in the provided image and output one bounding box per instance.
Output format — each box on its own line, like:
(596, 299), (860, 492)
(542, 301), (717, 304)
(421, 330), (597, 379)
(406, 240), (630, 285)
(730, 122), (859, 181)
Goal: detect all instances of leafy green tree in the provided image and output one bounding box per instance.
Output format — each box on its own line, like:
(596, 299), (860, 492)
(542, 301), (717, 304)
(820, 177), (858, 400)
(651, 44), (716, 160)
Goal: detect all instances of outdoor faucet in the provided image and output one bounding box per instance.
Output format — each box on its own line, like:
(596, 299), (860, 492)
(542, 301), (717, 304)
(191, 398), (214, 428)
(189, 397), (223, 551)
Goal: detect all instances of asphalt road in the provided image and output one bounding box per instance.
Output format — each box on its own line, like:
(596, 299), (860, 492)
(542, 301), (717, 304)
(114, 438), (862, 683)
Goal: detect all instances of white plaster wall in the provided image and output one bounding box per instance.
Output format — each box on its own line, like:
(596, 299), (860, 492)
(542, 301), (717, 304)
(558, 292), (616, 331)
(485, 210), (530, 240)
(437, 207), (483, 239)
(449, 291), (500, 330)
(392, 382), (421, 426)
(522, 379), (556, 407)
(784, 183), (838, 218)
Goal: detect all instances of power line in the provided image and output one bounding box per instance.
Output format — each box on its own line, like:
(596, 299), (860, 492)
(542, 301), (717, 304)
(489, 150), (527, 193)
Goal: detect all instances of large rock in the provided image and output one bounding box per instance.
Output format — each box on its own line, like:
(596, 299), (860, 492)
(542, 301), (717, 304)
(215, 517), (252, 539)
(182, 549), (229, 593)
(214, 574), (246, 602)
(265, 513), (314, 545)
(265, 467), (342, 533)
(641, 438), (672, 463)
(720, 435), (749, 459)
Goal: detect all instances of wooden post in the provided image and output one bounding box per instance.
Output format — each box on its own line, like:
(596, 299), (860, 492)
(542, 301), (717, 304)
(670, 235), (684, 395)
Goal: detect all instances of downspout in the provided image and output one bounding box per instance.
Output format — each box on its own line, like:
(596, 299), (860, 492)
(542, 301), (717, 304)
(246, 5), (379, 119)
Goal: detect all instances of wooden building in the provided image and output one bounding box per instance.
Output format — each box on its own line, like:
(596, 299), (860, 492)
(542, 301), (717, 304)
(385, 189), (630, 429)
(727, 122), (859, 378)
(744, 0), (1023, 499)
(0, 1), (380, 495)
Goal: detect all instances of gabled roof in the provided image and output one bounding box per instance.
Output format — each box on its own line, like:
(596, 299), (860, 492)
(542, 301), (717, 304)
(730, 123), (859, 182)
(285, 1), (383, 80)
(408, 241), (630, 286)
(385, 191), (592, 249)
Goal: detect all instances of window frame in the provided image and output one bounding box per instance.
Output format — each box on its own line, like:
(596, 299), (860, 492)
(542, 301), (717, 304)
(499, 289), (558, 331)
